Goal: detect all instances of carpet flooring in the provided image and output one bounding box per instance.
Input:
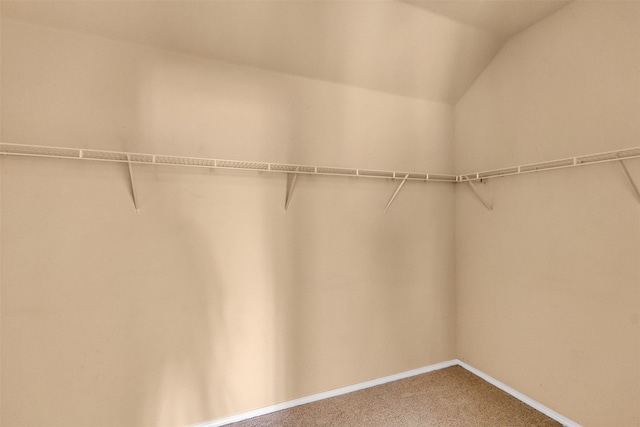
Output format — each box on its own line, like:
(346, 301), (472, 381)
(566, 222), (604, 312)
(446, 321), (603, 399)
(226, 366), (561, 426)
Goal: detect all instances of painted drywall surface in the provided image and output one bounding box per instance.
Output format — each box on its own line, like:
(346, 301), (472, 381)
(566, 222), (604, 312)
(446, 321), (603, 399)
(0, 19), (455, 427)
(454, 1), (640, 426)
(1, 0), (504, 104)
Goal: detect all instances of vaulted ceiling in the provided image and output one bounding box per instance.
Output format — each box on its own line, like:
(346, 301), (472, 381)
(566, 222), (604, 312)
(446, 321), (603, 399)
(406, 1), (571, 38)
(1, 0), (572, 104)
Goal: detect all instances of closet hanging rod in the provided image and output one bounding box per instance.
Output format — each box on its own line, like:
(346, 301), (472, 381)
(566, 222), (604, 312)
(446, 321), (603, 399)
(0, 142), (458, 183)
(458, 146), (640, 182)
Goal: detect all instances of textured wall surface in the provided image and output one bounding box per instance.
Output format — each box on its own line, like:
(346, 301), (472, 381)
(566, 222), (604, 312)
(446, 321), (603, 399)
(1, 19), (455, 427)
(454, 2), (640, 425)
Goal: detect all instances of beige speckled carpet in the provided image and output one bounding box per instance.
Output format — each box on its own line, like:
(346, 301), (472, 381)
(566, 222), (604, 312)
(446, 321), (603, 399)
(227, 366), (561, 426)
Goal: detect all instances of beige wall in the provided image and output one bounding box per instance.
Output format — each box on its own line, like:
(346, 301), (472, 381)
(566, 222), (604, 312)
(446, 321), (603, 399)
(5, 2), (638, 426)
(454, 1), (640, 426)
(1, 0), (505, 105)
(0, 19), (456, 427)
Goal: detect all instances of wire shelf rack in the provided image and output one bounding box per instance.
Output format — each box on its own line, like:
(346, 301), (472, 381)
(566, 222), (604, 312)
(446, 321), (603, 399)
(458, 146), (640, 182)
(0, 143), (457, 183)
(2, 142), (639, 212)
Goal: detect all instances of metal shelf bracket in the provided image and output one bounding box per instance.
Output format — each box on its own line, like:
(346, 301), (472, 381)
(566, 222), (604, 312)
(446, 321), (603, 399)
(464, 177), (493, 211)
(385, 174), (409, 212)
(126, 154), (140, 214)
(284, 168), (299, 211)
(617, 159), (640, 204)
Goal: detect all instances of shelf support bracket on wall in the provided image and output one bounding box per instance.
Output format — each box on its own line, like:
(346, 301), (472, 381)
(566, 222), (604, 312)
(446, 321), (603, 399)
(284, 168), (299, 211)
(385, 174), (409, 212)
(464, 177), (493, 211)
(617, 159), (640, 204)
(126, 154), (140, 214)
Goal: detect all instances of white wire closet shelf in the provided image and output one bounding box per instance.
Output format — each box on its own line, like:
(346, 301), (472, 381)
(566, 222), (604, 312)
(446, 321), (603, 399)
(2, 142), (639, 182)
(2, 142), (639, 212)
(0, 143), (458, 183)
(459, 146), (640, 182)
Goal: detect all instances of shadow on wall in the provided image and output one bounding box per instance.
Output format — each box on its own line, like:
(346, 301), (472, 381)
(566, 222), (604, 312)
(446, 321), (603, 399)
(133, 216), (227, 426)
(131, 165), (290, 425)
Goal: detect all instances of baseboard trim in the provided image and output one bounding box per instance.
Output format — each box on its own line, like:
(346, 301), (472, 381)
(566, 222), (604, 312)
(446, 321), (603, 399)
(190, 358), (582, 427)
(189, 359), (458, 427)
(455, 360), (582, 427)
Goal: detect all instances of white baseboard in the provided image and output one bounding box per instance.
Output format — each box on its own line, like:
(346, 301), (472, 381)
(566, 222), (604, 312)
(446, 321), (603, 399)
(189, 359), (458, 427)
(189, 358), (581, 427)
(455, 360), (582, 427)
